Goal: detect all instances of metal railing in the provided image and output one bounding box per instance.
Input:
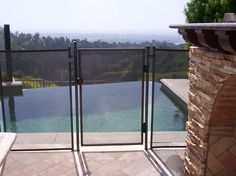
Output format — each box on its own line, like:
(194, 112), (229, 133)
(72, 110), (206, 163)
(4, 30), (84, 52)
(0, 46), (189, 153)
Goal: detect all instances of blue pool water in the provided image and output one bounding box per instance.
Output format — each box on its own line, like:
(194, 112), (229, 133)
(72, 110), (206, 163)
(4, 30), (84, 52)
(0, 82), (187, 132)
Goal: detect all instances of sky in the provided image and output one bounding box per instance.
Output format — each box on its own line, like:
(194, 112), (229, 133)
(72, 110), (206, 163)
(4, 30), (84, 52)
(0, 0), (189, 34)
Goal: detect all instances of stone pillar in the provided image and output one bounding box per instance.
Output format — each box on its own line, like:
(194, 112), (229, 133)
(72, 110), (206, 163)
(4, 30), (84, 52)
(185, 47), (236, 175)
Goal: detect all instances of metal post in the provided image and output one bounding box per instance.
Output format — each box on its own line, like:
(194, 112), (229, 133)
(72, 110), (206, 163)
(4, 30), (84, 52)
(78, 50), (83, 146)
(4, 24), (13, 82)
(144, 47), (150, 150)
(68, 47), (74, 151)
(150, 46), (155, 149)
(141, 49), (145, 144)
(73, 40), (79, 151)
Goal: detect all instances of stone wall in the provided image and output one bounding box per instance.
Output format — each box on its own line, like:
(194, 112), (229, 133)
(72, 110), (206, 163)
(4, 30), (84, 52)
(185, 47), (236, 176)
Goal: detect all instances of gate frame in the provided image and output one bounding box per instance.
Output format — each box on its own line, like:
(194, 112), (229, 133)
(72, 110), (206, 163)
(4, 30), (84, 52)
(74, 46), (149, 147)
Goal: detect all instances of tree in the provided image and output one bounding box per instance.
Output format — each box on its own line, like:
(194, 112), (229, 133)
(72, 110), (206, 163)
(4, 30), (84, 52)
(185, 0), (236, 22)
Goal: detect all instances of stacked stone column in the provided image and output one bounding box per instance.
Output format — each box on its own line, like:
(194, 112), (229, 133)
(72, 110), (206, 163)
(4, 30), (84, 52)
(185, 47), (236, 176)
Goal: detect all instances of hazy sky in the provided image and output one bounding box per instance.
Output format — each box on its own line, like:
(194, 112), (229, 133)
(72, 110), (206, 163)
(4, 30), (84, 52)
(0, 0), (189, 34)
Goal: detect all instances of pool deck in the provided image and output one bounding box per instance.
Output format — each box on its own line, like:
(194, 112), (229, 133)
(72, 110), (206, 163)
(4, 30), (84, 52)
(4, 150), (165, 176)
(3, 80), (189, 175)
(160, 79), (189, 106)
(4, 132), (186, 175)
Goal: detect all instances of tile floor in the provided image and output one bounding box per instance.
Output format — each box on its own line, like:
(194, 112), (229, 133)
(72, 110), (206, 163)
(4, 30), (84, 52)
(3, 152), (77, 176)
(153, 148), (185, 176)
(3, 151), (162, 176)
(83, 151), (161, 176)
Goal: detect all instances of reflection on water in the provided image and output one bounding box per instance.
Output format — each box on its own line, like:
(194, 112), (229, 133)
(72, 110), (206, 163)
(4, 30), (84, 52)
(83, 82), (142, 132)
(153, 83), (187, 131)
(2, 82), (187, 132)
(8, 97), (17, 132)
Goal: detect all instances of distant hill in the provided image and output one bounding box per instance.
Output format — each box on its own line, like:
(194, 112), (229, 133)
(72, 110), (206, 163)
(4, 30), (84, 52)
(0, 27), (188, 85)
(41, 33), (185, 45)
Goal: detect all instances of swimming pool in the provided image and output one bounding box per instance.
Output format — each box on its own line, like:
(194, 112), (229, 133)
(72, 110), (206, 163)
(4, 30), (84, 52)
(1, 81), (187, 132)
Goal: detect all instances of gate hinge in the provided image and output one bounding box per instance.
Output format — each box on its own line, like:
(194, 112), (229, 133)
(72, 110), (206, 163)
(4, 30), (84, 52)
(143, 64), (149, 73)
(142, 123), (147, 133)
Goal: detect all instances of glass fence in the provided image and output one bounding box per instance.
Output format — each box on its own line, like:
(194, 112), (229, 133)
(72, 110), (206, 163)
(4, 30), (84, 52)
(0, 47), (189, 154)
(0, 49), (73, 150)
(150, 48), (189, 176)
(78, 48), (145, 145)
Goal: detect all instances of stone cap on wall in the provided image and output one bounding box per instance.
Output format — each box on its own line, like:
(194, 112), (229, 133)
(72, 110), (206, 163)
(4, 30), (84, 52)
(169, 23), (236, 54)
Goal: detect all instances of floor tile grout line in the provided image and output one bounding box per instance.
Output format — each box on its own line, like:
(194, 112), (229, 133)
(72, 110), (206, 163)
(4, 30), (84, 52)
(5, 149), (178, 176)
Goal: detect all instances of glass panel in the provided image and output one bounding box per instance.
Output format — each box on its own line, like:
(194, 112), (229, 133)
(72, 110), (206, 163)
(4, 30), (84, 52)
(80, 49), (144, 145)
(151, 50), (188, 147)
(2, 51), (72, 149)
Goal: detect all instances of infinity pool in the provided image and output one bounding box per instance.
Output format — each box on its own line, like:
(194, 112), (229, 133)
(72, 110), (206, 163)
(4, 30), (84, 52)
(1, 81), (187, 132)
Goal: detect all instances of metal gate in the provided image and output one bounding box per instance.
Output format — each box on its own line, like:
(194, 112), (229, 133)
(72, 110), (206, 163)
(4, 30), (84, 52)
(73, 41), (149, 148)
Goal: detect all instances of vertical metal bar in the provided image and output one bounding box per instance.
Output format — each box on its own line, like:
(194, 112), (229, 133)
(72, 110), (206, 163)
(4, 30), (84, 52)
(141, 49), (145, 144)
(78, 50), (83, 146)
(4, 24), (13, 82)
(68, 47), (74, 151)
(73, 40), (79, 151)
(0, 64), (7, 132)
(150, 46), (155, 149)
(144, 47), (150, 150)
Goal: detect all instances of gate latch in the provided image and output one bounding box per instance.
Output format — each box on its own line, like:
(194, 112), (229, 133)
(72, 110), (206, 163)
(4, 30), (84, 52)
(143, 64), (149, 73)
(142, 123), (147, 133)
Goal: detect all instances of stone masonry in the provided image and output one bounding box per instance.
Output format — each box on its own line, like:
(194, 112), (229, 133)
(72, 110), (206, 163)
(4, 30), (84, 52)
(185, 47), (236, 176)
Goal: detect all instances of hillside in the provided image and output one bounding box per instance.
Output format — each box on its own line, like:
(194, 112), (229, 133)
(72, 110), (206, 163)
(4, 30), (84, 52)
(0, 27), (188, 85)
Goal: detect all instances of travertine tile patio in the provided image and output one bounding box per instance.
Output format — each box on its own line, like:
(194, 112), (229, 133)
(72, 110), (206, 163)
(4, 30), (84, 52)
(3, 152), (76, 176)
(3, 151), (162, 176)
(83, 151), (161, 176)
(153, 148), (185, 176)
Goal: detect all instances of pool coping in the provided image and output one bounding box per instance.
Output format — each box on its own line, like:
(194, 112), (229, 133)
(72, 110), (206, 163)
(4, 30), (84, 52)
(160, 79), (189, 109)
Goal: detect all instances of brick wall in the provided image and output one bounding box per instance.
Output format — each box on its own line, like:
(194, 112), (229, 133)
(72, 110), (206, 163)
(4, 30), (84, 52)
(185, 47), (236, 176)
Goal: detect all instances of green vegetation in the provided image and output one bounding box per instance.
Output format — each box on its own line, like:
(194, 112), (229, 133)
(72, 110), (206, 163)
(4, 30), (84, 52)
(153, 51), (189, 81)
(1, 70), (57, 89)
(13, 73), (57, 89)
(0, 27), (188, 86)
(185, 0), (236, 22)
(154, 71), (188, 80)
(19, 76), (57, 89)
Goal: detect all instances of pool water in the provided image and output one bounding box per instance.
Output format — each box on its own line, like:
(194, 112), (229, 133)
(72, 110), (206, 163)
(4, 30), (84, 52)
(1, 82), (187, 132)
